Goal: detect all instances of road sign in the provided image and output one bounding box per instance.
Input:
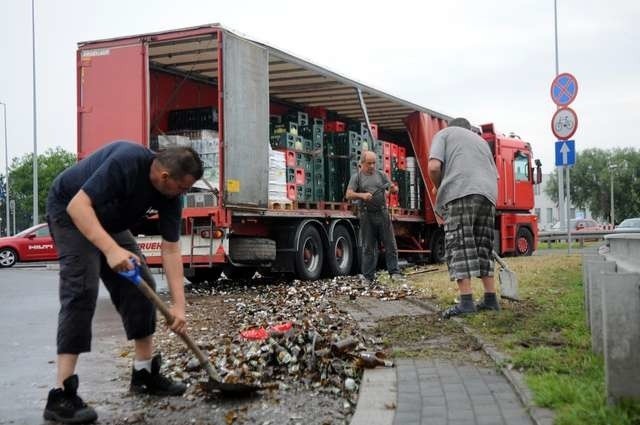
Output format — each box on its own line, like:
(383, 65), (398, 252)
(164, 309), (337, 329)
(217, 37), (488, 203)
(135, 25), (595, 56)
(555, 140), (575, 166)
(551, 107), (578, 140)
(550, 73), (578, 106)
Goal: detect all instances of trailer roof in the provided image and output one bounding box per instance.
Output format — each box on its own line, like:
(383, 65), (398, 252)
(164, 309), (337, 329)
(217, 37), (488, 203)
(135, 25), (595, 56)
(79, 24), (452, 132)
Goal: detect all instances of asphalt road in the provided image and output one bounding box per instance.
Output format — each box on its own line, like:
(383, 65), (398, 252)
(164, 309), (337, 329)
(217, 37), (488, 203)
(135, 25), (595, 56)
(0, 266), (169, 424)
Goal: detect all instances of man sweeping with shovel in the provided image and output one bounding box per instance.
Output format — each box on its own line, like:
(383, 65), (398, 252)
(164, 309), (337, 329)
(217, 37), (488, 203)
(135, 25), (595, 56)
(428, 118), (501, 319)
(44, 141), (203, 424)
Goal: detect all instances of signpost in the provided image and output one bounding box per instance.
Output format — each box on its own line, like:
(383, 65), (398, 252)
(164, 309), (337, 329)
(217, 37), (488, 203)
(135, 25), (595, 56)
(551, 73), (578, 106)
(550, 72), (579, 254)
(555, 140), (575, 167)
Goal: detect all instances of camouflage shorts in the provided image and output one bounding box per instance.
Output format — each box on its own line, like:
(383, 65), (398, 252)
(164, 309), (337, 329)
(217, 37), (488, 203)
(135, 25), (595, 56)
(443, 195), (495, 281)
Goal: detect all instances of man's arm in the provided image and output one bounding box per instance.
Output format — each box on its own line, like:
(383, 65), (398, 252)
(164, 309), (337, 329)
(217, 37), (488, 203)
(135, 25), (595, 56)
(66, 190), (139, 271)
(161, 240), (187, 334)
(345, 187), (373, 202)
(428, 159), (443, 189)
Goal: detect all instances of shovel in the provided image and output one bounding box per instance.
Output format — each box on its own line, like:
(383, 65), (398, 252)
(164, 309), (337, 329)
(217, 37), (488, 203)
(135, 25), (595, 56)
(492, 252), (520, 301)
(118, 263), (261, 395)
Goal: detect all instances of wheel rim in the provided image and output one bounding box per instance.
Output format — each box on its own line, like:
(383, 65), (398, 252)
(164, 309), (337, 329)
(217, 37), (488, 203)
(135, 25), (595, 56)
(303, 237), (320, 272)
(0, 250), (15, 266)
(517, 236), (529, 254)
(334, 236), (350, 269)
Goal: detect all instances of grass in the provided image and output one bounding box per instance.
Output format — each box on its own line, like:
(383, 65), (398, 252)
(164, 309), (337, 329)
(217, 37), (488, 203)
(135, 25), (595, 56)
(537, 240), (602, 250)
(402, 255), (640, 425)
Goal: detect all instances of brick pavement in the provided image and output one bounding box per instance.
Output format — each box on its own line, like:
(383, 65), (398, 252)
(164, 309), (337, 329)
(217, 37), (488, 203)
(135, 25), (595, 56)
(347, 297), (535, 425)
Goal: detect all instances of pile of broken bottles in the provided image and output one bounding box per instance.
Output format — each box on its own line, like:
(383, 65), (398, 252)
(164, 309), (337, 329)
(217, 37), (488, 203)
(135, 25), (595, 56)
(155, 274), (411, 403)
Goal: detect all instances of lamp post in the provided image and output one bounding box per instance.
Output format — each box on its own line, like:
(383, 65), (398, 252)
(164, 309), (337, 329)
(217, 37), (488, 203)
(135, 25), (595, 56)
(0, 102), (8, 236)
(609, 163), (618, 226)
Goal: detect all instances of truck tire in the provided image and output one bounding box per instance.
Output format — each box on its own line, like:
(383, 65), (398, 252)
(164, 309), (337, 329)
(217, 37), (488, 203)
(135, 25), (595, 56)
(229, 238), (276, 263)
(295, 226), (324, 281)
(515, 227), (534, 256)
(186, 267), (222, 284)
(429, 229), (445, 263)
(326, 225), (354, 276)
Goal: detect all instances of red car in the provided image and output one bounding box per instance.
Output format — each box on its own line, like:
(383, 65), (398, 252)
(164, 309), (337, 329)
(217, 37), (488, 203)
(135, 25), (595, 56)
(0, 223), (58, 267)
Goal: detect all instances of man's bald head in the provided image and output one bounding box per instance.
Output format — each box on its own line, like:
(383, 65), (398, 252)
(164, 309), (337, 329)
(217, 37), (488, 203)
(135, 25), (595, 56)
(360, 150), (376, 164)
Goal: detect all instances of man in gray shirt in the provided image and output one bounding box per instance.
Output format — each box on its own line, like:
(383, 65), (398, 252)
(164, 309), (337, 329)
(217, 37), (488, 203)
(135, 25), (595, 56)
(346, 150), (404, 284)
(428, 118), (499, 319)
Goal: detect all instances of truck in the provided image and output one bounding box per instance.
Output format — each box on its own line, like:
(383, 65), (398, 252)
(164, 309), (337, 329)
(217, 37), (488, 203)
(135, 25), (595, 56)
(76, 24), (542, 283)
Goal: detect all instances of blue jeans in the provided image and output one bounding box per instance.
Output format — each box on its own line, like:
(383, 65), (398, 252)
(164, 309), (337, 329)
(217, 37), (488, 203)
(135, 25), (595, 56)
(359, 209), (400, 280)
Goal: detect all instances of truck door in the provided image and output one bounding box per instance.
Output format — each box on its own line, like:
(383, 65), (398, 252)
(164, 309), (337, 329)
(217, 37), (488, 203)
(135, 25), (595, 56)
(221, 33), (269, 208)
(513, 151), (534, 210)
(77, 43), (148, 159)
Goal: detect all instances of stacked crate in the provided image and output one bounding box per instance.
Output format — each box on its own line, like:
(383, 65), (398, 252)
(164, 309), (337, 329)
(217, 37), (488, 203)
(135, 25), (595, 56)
(324, 128), (349, 203)
(406, 157), (421, 210)
(271, 111), (325, 203)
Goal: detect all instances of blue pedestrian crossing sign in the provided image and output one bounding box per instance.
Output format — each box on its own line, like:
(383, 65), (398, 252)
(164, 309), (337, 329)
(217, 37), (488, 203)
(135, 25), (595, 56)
(555, 140), (575, 166)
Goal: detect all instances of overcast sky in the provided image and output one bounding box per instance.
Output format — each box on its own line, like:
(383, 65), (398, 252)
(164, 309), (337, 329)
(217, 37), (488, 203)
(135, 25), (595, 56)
(1, 0), (639, 174)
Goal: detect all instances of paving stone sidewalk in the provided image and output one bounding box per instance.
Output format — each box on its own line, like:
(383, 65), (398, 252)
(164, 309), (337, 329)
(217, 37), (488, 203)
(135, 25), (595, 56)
(346, 297), (534, 425)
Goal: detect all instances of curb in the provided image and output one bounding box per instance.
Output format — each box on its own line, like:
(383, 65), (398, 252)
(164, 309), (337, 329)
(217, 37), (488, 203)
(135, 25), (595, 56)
(405, 297), (555, 425)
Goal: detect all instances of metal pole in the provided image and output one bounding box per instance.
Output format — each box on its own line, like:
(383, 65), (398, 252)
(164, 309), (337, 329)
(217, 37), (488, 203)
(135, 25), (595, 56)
(554, 0), (566, 232)
(566, 165), (571, 254)
(609, 164), (616, 226)
(31, 0), (39, 226)
(0, 102), (9, 236)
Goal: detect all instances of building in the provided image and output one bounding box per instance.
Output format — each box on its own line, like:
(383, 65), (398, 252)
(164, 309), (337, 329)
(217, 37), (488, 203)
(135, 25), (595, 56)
(534, 173), (593, 231)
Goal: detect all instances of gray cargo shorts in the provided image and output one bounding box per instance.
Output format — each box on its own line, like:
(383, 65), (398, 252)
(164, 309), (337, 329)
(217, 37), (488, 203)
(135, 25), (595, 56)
(49, 216), (157, 354)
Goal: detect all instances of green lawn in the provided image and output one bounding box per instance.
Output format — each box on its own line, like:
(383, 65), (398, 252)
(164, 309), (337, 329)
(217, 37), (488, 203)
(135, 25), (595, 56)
(403, 255), (640, 425)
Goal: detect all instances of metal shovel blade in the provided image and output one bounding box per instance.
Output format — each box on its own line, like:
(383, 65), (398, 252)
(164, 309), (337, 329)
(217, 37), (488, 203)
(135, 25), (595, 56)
(493, 252), (520, 301)
(118, 266), (261, 395)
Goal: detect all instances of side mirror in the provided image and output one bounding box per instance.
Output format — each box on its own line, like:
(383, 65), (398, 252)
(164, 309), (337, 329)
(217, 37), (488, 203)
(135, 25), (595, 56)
(535, 159), (543, 184)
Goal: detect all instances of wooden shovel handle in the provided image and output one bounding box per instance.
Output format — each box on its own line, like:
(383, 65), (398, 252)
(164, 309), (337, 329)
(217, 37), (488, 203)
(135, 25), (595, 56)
(136, 278), (222, 382)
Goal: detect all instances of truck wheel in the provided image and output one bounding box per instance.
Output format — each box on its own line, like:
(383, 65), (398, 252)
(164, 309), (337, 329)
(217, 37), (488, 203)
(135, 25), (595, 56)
(429, 229), (445, 263)
(186, 268), (222, 284)
(326, 225), (354, 276)
(0, 247), (18, 268)
(223, 265), (256, 280)
(295, 226), (324, 281)
(229, 238), (276, 262)
(516, 227), (534, 256)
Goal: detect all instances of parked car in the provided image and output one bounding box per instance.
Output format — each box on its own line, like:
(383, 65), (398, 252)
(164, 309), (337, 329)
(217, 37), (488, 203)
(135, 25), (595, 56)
(614, 217), (640, 233)
(0, 223), (58, 267)
(551, 218), (601, 232)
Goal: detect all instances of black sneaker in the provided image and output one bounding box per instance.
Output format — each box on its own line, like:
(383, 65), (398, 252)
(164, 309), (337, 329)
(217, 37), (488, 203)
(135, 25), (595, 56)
(130, 354), (186, 396)
(441, 304), (476, 320)
(43, 375), (97, 424)
(476, 299), (501, 311)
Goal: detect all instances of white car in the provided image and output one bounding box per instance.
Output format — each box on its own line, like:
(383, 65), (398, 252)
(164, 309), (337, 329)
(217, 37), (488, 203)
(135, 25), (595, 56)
(614, 218), (640, 233)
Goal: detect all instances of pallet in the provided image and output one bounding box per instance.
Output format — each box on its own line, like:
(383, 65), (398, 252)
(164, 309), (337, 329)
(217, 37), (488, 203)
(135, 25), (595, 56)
(268, 200), (295, 210)
(324, 202), (349, 211)
(297, 201), (321, 210)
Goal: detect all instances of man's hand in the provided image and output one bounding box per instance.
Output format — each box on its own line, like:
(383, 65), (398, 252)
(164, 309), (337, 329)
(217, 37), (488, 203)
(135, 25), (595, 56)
(168, 305), (187, 335)
(361, 192), (373, 201)
(106, 247), (140, 273)
(431, 186), (438, 196)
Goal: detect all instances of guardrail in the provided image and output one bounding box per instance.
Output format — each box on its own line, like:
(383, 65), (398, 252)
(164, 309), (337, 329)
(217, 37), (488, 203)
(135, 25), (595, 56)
(538, 230), (639, 248)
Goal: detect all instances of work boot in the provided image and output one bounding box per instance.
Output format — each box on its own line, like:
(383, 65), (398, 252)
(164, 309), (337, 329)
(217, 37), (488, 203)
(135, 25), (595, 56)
(441, 303), (476, 320)
(43, 375), (98, 424)
(476, 293), (501, 311)
(130, 354), (187, 396)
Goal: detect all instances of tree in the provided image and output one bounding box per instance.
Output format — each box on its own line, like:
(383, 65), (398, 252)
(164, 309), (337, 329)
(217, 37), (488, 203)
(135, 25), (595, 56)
(544, 148), (640, 223)
(6, 147), (76, 231)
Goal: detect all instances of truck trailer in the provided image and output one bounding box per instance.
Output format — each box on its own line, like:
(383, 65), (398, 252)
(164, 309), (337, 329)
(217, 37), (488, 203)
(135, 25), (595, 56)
(76, 24), (541, 283)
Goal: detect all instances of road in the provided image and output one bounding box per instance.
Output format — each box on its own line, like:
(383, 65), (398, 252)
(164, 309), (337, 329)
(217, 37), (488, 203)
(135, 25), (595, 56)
(0, 266), (168, 424)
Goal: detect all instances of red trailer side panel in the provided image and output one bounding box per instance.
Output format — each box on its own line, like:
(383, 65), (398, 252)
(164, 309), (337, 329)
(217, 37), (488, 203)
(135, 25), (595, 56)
(77, 43), (147, 159)
(404, 112), (448, 225)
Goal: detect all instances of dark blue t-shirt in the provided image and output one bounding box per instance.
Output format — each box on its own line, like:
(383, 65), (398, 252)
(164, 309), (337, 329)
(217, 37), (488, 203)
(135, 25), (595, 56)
(47, 141), (182, 242)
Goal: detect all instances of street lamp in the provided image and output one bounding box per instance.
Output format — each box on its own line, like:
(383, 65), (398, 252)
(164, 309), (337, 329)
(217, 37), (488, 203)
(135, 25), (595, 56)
(0, 102), (9, 236)
(609, 163), (618, 226)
